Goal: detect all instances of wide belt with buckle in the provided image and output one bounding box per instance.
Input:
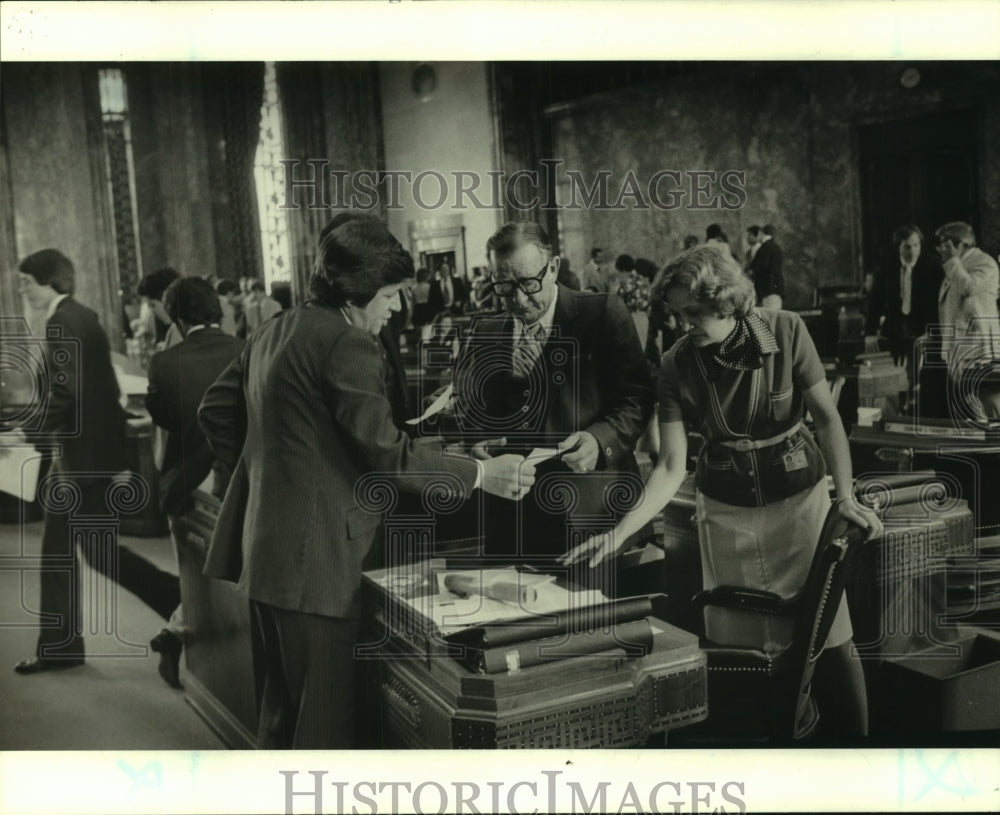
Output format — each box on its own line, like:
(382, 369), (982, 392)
(715, 421), (804, 453)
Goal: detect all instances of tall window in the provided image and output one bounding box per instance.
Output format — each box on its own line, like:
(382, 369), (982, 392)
(253, 62), (291, 290)
(98, 68), (143, 296)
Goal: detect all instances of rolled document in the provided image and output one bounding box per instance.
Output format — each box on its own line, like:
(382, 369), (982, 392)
(444, 574), (538, 605)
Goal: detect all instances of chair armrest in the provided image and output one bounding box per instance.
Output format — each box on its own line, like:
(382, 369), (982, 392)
(692, 586), (794, 616)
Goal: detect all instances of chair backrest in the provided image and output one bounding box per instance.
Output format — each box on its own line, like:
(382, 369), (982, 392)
(776, 505), (869, 737)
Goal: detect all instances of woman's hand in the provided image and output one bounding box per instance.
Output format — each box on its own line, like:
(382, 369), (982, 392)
(557, 529), (622, 568)
(835, 496), (883, 541)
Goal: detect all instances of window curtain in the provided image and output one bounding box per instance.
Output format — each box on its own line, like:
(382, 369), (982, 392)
(276, 63), (330, 307)
(203, 63), (265, 285)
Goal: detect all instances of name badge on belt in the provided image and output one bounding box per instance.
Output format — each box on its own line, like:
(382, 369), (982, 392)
(782, 447), (808, 472)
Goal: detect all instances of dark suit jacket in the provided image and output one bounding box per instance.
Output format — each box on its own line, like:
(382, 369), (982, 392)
(866, 252), (944, 356)
(145, 327), (244, 515)
(38, 297), (128, 475)
(750, 239), (784, 300)
(198, 301), (478, 619)
(450, 285), (655, 557)
(428, 275), (467, 316)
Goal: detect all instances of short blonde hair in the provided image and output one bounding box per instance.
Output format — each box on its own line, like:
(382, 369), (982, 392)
(651, 245), (756, 318)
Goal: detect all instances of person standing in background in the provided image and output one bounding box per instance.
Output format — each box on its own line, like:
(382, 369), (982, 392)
(581, 247), (609, 293)
(935, 221), (1000, 422)
(243, 281), (282, 335)
(865, 225), (944, 412)
(144, 277), (245, 688)
(428, 261), (467, 317)
(12, 249), (180, 676)
(745, 225), (762, 271)
(705, 224), (735, 263)
(134, 267), (182, 348)
(751, 224), (784, 309)
(215, 278), (240, 337)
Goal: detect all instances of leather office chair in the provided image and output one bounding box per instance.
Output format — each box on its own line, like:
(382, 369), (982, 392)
(675, 507), (869, 744)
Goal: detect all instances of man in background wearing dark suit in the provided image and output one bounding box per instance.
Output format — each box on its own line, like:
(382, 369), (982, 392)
(12, 249), (180, 675)
(449, 222), (656, 581)
(750, 224), (784, 309)
(866, 224), (945, 413)
(428, 261), (467, 318)
(144, 276), (244, 688)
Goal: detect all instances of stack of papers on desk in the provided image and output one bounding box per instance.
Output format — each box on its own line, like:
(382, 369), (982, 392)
(398, 568), (607, 636)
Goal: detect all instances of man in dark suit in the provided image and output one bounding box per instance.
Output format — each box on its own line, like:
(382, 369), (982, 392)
(12, 249), (180, 674)
(866, 224), (945, 415)
(750, 224), (784, 309)
(144, 276), (244, 687)
(198, 214), (530, 748)
(866, 224), (944, 363)
(448, 221), (656, 579)
(427, 261), (467, 317)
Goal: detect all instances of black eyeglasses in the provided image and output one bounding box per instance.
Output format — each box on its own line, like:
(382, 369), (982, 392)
(489, 260), (550, 297)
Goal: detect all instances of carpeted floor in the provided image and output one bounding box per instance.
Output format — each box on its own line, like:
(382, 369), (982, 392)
(0, 518), (225, 750)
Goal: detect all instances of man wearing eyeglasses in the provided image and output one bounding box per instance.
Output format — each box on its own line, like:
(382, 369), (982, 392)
(448, 221), (655, 575)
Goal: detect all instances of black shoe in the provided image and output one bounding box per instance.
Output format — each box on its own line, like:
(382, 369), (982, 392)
(150, 629), (183, 689)
(14, 656), (84, 675)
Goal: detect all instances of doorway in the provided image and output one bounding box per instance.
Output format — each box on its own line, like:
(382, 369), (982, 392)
(423, 251), (457, 280)
(858, 107), (980, 273)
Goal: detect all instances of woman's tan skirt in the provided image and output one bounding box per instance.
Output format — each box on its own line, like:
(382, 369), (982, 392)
(695, 478), (853, 653)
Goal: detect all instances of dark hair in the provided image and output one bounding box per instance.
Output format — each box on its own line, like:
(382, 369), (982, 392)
(18, 249), (75, 295)
(487, 221), (552, 260)
(164, 277), (223, 326)
(682, 235), (699, 250)
(705, 224), (723, 241)
(891, 224), (923, 248)
(634, 257), (658, 281)
(747, 225), (761, 238)
(216, 278), (237, 296)
(762, 224), (777, 237)
(137, 267), (181, 301)
(590, 247), (603, 260)
(614, 254), (635, 273)
(251, 281), (266, 293)
(416, 267), (430, 284)
(652, 246), (755, 319)
(311, 212), (414, 307)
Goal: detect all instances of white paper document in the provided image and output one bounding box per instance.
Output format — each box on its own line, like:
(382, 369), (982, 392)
(405, 383), (453, 425)
(397, 568), (606, 635)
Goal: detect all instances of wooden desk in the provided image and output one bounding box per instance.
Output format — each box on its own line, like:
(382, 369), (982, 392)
(361, 564), (708, 748)
(174, 491), (263, 748)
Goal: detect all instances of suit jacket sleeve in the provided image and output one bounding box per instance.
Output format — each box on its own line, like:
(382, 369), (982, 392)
(144, 352), (179, 431)
(323, 328), (478, 496)
(866, 269), (888, 334)
(198, 346), (248, 471)
(585, 294), (656, 464)
(945, 251), (999, 307)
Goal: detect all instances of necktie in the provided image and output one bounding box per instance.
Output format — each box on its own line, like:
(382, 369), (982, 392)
(512, 321), (547, 378)
(900, 265), (912, 317)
